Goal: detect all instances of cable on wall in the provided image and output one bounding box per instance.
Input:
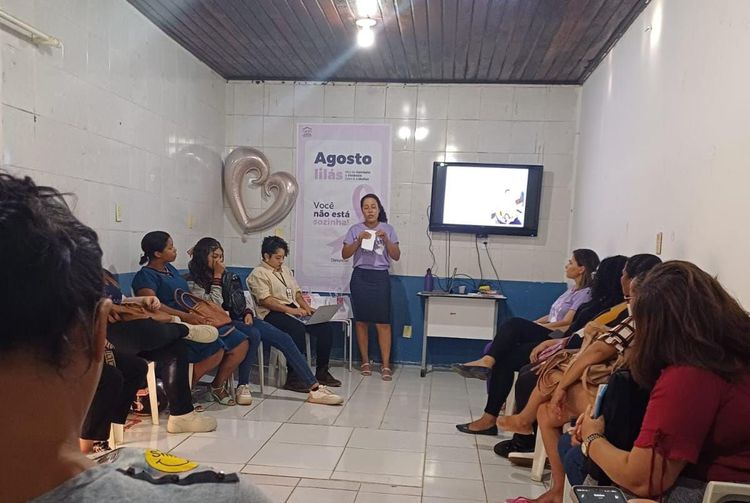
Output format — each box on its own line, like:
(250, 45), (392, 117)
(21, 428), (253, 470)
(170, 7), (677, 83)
(474, 235), (484, 282)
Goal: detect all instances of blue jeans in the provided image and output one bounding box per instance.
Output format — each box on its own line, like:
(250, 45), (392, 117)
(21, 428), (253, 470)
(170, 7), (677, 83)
(233, 318), (316, 388)
(558, 432), (587, 485)
(230, 320), (261, 386)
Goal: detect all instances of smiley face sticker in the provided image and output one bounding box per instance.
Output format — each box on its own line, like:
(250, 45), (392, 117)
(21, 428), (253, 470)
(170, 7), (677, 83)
(145, 449), (199, 473)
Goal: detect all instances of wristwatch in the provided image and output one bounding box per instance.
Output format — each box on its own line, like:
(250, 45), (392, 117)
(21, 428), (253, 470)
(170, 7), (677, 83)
(581, 433), (606, 457)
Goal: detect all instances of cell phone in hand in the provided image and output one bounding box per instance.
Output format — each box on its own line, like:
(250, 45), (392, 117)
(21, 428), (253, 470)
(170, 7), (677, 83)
(591, 384), (608, 418)
(572, 485), (627, 503)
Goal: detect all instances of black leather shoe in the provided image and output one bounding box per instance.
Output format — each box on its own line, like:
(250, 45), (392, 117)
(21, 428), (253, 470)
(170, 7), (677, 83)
(456, 423), (498, 435)
(283, 375), (310, 394)
(493, 434), (536, 458)
(451, 364), (490, 380)
(315, 369), (342, 387)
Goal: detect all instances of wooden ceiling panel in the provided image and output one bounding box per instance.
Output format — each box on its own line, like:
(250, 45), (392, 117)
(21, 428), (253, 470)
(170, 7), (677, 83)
(128, 0), (649, 84)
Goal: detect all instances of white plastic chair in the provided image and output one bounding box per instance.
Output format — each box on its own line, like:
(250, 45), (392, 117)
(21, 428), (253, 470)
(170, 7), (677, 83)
(145, 361), (160, 425)
(702, 481), (750, 503)
(147, 361), (198, 425)
(530, 425), (547, 481)
(504, 371), (519, 416)
(108, 423), (124, 448)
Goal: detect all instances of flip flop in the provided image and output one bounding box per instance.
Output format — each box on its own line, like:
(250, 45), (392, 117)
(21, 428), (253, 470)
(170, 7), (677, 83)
(505, 498), (535, 503)
(360, 362), (372, 376)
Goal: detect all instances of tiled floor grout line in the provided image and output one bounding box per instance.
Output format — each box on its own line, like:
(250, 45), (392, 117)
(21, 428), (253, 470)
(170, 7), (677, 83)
(242, 419), (284, 467)
(420, 371), (434, 500)
(466, 374), (491, 503)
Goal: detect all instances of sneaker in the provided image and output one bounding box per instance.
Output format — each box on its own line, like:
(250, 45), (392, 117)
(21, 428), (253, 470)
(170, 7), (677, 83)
(235, 384), (253, 405)
(179, 323), (219, 343)
(307, 385), (344, 405)
(167, 410), (218, 433)
(86, 441), (113, 460)
(93, 440), (111, 453)
(315, 369), (342, 387)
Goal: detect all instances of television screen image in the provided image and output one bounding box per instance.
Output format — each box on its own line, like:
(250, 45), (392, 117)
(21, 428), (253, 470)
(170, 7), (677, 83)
(430, 162), (543, 236)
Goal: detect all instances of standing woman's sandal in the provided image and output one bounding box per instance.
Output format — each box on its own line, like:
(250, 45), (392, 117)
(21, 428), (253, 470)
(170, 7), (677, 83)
(381, 367), (393, 381)
(210, 384), (236, 406)
(360, 362), (372, 376)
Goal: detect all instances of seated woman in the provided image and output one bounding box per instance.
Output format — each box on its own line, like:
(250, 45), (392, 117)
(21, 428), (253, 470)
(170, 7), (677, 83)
(104, 270), (217, 432)
(80, 348), (147, 454)
(187, 237), (343, 406)
(132, 231), (249, 406)
(576, 261), (750, 503)
(247, 236), (341, 391)
(455, 255), (628, 435)
(453, 248), (600, 380)
(492, 254), (662, 456)
(503, 273), (647, 503)
(0, 173), (270, 502)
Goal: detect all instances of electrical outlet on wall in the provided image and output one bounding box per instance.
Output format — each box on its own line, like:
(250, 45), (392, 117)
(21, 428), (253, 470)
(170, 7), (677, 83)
(114, 203), (122, 223)
(188, 214), (194, 229)
(275, 227), (284, 238)
(402, 325), (412, 338)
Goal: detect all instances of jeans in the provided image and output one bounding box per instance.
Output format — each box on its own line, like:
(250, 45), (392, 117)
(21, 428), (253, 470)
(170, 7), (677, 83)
(559, 432), (587, 485)
(229, 320), (263, 386)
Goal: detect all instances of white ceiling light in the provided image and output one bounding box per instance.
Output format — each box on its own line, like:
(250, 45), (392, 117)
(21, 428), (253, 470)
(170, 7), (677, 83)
(414, 127), (429, 141)
(398, 126), (411, 140)
(356, 0), (378, 18)
(356, 18), (376, 48)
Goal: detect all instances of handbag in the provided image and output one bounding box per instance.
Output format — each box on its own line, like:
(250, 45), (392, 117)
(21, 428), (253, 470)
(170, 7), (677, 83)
(113, 303), (175, 324)
(221, 272), (247, 320)
(174, 289), (232, 329)
(536, 317), (635, 397)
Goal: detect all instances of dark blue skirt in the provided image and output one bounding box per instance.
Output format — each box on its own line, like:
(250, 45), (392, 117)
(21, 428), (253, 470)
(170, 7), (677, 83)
(350, 267), (391, 324)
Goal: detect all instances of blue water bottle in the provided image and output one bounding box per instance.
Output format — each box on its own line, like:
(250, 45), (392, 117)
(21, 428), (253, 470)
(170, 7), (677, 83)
(424, 268), (434, 292)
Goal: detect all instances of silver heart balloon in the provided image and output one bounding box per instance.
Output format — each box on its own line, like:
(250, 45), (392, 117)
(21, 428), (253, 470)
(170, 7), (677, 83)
(223, 147), (298, 233)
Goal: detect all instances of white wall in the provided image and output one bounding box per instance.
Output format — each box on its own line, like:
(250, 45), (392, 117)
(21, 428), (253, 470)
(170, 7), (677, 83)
(224, 81), (579, 282)
(573, 0), (750, 304)
(0, 0), (226, 273)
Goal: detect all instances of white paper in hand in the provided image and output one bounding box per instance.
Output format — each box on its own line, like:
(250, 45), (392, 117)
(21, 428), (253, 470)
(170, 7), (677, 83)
(360, 230), (376, 251)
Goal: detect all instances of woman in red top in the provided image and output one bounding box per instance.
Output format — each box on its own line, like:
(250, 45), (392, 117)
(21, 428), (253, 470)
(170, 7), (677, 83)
(578, 261), (750, 502)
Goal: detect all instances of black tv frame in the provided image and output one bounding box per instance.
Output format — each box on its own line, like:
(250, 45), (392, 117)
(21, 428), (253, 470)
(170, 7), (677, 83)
(429, 161), (544, 237)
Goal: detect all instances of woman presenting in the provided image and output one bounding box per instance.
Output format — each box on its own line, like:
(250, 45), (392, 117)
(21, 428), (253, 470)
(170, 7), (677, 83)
(342, 194), (400, 381)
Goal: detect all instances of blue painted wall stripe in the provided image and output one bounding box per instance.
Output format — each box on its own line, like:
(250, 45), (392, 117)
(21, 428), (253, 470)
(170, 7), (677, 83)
(116, 269), (566, 366)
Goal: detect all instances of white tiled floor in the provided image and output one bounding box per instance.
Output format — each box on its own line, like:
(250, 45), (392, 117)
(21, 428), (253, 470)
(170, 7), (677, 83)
(123, 366), (548, 502)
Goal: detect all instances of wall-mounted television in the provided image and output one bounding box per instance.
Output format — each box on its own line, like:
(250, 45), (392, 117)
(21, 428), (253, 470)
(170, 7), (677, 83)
(429, 162), (543, 236)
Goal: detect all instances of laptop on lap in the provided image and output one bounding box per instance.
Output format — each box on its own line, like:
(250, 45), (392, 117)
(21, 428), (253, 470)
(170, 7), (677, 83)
(296, 304), (339, 325)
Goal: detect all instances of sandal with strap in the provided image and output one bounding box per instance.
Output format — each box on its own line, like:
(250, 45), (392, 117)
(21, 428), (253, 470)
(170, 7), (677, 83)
(210, 385), (236, 406)
(381, 367), (393, 381)
(360, 362), (372, 376)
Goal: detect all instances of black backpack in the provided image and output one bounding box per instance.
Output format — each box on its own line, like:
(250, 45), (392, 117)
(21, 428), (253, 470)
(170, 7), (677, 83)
(221, 272), (247, 320)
